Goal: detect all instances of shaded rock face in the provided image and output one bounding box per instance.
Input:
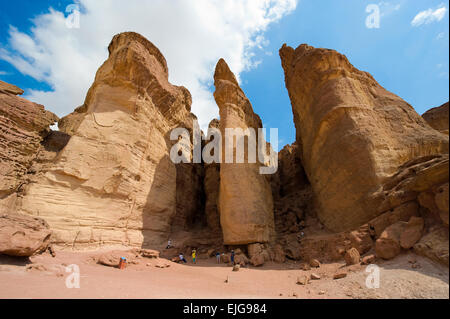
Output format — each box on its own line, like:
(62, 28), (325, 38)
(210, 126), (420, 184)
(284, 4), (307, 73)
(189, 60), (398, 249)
(422, 102), (449, 135)
(203, 119), (222, 233)
(0, 213), (51, 257)
(213, 59), (275, 245)
(171, 162), (205, 232)
(9, 32), (204, 249)
(279, 43), (449, 232)
(0, 86), (58, 209)
(271, 143), (314, 235)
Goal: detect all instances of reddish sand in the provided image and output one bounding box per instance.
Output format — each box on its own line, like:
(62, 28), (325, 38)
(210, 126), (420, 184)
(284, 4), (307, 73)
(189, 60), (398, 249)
(0, 249), (448, 299)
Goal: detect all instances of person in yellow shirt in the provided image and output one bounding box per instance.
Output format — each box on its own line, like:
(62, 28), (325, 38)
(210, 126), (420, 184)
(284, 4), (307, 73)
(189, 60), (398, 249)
(192, 249), (197, 264)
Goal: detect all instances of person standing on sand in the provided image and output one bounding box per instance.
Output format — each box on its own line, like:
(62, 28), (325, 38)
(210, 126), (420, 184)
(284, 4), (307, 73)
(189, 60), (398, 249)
(179, 253), (187, 263)
(192, 249), (197, 264)
(216, 252), (221, 264)
(231, 250), (235, 265)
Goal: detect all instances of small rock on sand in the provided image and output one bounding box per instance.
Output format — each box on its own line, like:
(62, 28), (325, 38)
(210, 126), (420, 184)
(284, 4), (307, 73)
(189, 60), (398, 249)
(309, 259), (320, 268)
(361, 254), (376, 265)
(297, 275), (309, 285)
(333, 272), (347, 280)
(310, 273), (321, 280)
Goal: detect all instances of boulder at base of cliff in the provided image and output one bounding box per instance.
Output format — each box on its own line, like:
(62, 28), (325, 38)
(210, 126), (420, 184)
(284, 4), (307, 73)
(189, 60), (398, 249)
(400, 217), (424, 249)
(344, 248), (360, 266)
(0, 213), (52, 257)
(414, 225), (449, 266)
(375, 222), (407, 260)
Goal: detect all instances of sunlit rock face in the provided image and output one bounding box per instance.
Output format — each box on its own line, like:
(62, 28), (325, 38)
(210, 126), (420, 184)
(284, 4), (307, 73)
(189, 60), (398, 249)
(10, 32), (202, 249)
(213, 58), (275, 245)
(422, 102), (449, 135)
(280, 43), (449, 232)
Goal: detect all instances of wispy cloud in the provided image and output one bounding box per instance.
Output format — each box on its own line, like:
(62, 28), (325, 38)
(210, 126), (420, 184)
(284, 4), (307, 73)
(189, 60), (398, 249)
(411, 4), (447, 27)
(0, 71), (10, 76)
(0, 0), (298, 130)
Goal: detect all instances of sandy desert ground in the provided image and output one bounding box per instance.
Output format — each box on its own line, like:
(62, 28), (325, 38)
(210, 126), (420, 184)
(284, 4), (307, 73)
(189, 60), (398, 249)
(0, 249), (448, 299)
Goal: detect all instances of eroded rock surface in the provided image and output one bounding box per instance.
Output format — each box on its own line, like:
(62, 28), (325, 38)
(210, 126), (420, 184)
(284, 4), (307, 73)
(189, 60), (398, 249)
(0, 84), (58, 210)
(9, 32), (202, 249)
(0, 80), (24, 95)
(203, 119), (221, 233)
(0, 213), (51, 257)
(422, 102), (449, 134)
(280, 43), (449, 232)
(213, 59), (275, 245)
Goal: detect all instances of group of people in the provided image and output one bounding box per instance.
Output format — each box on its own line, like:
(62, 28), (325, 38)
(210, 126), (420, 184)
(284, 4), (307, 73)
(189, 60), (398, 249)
(215, 250), (235, 264)
(178, 249), (196, 264)
(167, 239), (236, 265)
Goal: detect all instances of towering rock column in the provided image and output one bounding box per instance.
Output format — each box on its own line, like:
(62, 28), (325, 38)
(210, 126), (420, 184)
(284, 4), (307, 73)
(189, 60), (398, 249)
(213, 59), (275, 245)
(13, 32), (201, 249)
(279, 44), (449, 232)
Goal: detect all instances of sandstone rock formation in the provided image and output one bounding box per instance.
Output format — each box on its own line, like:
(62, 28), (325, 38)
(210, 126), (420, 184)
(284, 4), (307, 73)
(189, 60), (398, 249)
(422, 102), (449, 134)
(0, 84), (58, 211)
(344, 247), (360, 265)
(1, 33), (448, 271)
(6, 32), (203, 249)
(400, 216), (424, 249)
(213, 59), (275, 245)
(375, 221), (407, 260)
(203, 119), (221, 233)
(0, 80), (24, 95)
(271, 143), (314, 235)
(280, 43), (449, 232)
(372, 154), (449, 263)
(414, 224), (449, 265)
(0, 213), (51, 257)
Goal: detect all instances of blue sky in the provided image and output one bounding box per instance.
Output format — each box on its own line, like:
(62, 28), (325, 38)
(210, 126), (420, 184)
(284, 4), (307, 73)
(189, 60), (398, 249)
(0, 0), (448, 149)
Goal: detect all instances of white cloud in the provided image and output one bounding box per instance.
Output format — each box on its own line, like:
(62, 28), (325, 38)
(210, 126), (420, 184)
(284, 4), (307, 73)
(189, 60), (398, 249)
(436, 32), (445, 39)
(0, 0), (297, 129)
(411, 4), (447, 27)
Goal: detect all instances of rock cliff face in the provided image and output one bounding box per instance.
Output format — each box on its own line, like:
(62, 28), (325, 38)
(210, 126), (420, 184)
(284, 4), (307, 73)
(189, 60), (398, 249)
(203, 119), (221, 233)
(0, 84), (58, 211)
(279, 43), (449, 232)
(271, 143), (314, 234)
(213, 59), (275, 245)
(8, 32), (203, 249)
(422, 102), (449, 135)
(1, 33), (448, 267)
